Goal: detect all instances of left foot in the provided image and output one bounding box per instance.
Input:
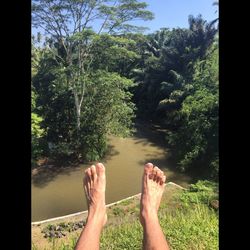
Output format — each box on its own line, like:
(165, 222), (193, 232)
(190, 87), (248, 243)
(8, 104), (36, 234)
(83, 163), (107, 227)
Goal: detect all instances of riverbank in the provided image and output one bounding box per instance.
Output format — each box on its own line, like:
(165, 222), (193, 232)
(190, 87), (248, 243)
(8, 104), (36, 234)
(32, 121), (168, 170)
(32, 121), (197, 222)
(32, 120), (207, 185)
(32, 181), (218, 250)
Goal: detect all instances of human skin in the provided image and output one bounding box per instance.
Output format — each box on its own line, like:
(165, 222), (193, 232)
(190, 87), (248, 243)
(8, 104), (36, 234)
(75, 162), (170, 250)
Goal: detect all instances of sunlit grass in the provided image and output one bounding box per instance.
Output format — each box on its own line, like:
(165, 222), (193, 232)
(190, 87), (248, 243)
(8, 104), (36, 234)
(32, 181), (218, 250)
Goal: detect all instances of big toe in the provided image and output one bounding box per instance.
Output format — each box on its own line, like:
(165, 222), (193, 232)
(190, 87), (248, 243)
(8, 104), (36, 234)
(144, 163), (154, 175)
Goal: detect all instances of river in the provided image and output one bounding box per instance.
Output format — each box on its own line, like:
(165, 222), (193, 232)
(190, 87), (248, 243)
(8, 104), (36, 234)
(32, 124), (195, 222)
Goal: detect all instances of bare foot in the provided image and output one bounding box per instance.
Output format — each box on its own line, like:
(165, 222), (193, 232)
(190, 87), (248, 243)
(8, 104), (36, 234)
(83, 163), (107, 227)
(140, 163), (166, 225)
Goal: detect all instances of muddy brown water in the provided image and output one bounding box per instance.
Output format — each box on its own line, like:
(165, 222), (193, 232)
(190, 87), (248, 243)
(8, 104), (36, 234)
(32, 125), (195, 222)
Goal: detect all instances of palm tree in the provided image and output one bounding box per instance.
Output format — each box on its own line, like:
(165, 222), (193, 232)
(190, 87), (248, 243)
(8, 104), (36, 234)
(212, 1), (219, 28)
(145, 28), (170, 58)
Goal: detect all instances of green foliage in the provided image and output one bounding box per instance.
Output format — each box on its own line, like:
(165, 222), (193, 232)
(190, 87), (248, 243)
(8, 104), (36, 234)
(31, 113), (44, 139)
(32, 55), (76, 160)
(133, 15), (218, 120)
(79, 70), (135, 160)
(32, 48), (135, 161)
(179, 180), (218, 205)
(166, 45), (218, 178)
(91, 34), (140, 77)
(32, 0), (152, 162)
(32, 90), (46, 161)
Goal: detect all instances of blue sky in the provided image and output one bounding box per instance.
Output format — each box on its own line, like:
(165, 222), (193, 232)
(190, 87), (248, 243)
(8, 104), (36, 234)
(32, 0), (218, 36)
(132, 0), (218, 32)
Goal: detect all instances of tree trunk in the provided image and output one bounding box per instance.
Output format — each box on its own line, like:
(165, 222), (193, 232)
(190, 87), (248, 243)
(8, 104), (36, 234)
(76, 105), (81, 132)
(73, 90), (81, 133)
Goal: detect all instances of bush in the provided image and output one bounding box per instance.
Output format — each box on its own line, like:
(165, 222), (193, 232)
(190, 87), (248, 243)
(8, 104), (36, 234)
(179, 180), (218, 205)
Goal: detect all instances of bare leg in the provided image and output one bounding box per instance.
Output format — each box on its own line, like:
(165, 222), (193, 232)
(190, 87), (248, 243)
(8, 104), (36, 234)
(140, 163), (170, 250)
(75, 163), (107, 250)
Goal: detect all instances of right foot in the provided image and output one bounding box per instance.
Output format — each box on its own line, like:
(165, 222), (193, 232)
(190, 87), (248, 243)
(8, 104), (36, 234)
(140, 163), (166, 225)
(83, 163), (107, 227)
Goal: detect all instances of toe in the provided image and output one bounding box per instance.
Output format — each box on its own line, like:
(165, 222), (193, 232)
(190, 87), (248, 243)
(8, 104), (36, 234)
(83, 171), (91, 199)
(87, 167), (92, 176)
(156, 169), (162, 183)
(144, 163), (154, 175)
(86, 168), (92, 184)
(83, 174), (88, 186)
(90, 165), (97, 182)
(83, 177), (90, 198)
(156, 168), (162, 182)
(152, 166), (159, 181)
(96, 162), (105, 177)
(161, 175), (166, 185)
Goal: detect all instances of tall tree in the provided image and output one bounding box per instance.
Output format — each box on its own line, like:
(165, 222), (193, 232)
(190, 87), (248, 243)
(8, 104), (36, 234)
(32, 41), (46, 162)
(32, 0), (153, 136)
(166, 44), (219, 178)
(133, 15), (218, 121)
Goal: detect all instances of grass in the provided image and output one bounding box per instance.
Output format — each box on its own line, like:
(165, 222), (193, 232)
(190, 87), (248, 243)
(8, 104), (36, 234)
(32, 181), (218, 250)
(160, 205), (218, 250)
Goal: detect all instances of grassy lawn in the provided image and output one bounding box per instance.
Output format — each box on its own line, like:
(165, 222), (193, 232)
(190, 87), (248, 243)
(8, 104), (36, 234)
(32, 181), (218, 250)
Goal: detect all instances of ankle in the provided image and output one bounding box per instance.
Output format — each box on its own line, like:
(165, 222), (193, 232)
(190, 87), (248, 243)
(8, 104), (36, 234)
(87, 207), (107, 226)
(140, 209), (159, 226)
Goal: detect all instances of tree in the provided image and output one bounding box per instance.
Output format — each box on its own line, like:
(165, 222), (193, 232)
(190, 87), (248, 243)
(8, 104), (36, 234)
(32, 0), (153, 135)
(133, 15), (218, 121)
(90, 34), (141, 77)
(32, 41), (47, 162)
(79, 70), (135, 160)
(32, 89), (46, 161)
(32, 34), (143, 161)
(212, 1), (219, 27)
(166, 44), (218, 178)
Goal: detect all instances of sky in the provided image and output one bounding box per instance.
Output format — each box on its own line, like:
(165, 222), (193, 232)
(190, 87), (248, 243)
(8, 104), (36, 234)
(32, 0), (218, 36)
(131, 0), (218, 32)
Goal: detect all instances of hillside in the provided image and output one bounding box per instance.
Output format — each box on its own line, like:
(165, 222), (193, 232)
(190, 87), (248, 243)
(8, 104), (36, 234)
(32, 181), (218, 250)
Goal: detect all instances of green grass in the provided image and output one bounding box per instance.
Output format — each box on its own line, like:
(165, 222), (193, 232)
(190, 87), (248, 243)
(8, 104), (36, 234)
(119, 199), (133, 206)
(32, 181), (218, 250)
(179, 180), (218, 205)
(160, 204), (218, 250)
(101, 222), (143, 249)
(112, 206), (126, 216)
